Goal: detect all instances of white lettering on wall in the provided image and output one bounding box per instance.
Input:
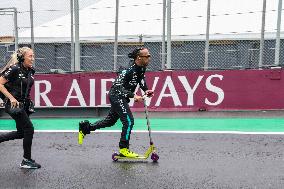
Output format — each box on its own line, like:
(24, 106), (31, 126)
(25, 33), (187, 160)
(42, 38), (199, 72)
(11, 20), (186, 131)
(146, 77), (159, 106)
(101, 78), (115, 106)
(178, 75), (203, 106)
(34, 80), (53, 107)
(64, 79), (86, 107)
(155, 76), (181, 106)
(89, 79), (95, 106)
(205, 74), (224, 106)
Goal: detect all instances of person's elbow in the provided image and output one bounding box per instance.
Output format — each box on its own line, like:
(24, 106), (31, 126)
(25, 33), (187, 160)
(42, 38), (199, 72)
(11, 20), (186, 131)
(0, 77), (8, 91)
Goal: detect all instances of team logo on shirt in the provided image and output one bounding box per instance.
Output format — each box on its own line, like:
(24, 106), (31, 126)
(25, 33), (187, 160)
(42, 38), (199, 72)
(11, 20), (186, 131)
(18, 73), (25, 79)
(4, 68), (12, 77)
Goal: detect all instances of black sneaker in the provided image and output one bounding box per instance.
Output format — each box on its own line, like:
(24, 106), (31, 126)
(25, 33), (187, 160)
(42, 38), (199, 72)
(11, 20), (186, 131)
(20, 159), (41, 169)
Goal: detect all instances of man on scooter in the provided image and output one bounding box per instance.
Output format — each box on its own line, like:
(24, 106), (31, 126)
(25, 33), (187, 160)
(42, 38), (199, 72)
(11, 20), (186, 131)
(78, 47), (154, 158)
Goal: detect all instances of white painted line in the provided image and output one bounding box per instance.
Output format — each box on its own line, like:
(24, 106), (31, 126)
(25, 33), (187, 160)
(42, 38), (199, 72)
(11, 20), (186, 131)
(1, 130), (284, 135)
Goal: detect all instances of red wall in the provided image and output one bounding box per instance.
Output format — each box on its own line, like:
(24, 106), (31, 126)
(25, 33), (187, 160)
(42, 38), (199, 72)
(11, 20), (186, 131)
(30, 69), (284, 111)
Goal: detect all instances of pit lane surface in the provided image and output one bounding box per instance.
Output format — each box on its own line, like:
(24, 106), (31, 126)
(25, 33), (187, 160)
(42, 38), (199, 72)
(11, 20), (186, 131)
(0, 132), (284, 189)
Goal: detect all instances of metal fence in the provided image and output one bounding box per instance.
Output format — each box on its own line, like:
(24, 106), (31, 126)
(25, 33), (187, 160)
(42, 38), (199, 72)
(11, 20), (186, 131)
(0, 0), (283, 73)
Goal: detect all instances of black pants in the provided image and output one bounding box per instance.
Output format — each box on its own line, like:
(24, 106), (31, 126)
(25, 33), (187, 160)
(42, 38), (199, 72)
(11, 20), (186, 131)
(90, 93), (134, 149)
(0, 104), (34, 160)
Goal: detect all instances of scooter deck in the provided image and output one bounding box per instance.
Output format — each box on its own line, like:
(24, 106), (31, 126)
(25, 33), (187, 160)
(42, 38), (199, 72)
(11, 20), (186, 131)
(114, 155), (149, 160)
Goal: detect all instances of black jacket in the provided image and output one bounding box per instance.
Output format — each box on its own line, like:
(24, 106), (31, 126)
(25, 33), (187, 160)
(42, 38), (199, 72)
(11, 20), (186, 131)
(111, 63), (148, 98)
(1, 64), (35, 101)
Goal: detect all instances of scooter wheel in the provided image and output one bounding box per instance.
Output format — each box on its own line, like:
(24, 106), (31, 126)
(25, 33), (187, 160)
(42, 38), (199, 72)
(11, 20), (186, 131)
(112, 153), (118, 161)
(151, 153), (159, 162)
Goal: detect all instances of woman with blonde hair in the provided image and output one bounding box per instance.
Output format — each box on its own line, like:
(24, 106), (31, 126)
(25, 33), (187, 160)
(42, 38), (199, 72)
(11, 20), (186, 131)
(0, 46), (41, 169)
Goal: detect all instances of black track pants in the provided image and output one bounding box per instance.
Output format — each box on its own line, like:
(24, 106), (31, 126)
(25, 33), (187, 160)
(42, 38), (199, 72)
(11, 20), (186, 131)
(91, 94), (134, 149)
(0, 108), (34, 160)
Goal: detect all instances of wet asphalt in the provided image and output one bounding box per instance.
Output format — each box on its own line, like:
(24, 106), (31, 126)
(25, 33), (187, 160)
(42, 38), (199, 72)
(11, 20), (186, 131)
(0, 132), (284, 189)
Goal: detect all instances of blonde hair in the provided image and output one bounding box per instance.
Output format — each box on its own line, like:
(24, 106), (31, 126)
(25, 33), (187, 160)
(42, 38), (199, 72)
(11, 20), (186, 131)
(1, 46), (33, 73)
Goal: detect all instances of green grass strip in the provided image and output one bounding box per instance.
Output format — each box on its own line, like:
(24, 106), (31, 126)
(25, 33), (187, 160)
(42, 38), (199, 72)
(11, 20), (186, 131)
(1, 118), (284, 132)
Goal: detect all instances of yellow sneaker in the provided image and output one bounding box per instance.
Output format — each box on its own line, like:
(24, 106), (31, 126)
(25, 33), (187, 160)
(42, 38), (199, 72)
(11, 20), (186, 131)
(78, 120), (90, 145)
(78, 130), (85, 145)
(119, 148), (139, 158)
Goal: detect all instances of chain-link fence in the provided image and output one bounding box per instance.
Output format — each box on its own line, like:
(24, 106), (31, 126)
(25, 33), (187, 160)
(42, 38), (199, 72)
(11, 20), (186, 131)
(0, 7), (17, 67)
(0, 0), (283, 73)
